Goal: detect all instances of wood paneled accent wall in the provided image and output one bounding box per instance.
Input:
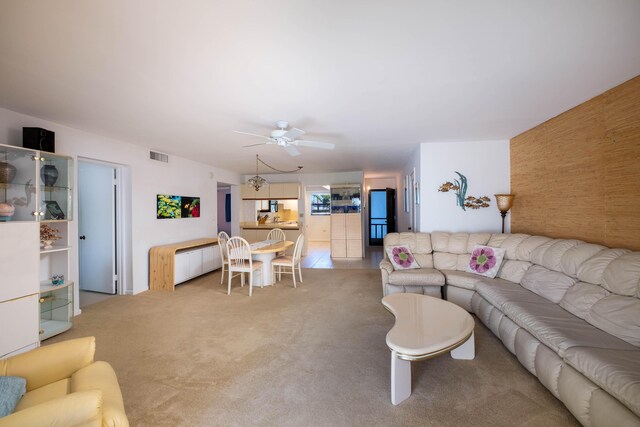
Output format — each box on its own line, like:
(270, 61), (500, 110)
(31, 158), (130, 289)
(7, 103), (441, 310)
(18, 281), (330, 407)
(511, 75), (640, 250)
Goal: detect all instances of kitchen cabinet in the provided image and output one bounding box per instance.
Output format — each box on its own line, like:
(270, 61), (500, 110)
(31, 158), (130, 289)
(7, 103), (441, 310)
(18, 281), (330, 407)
(240, 182), (300, 200)
(241, 184), (269, 199)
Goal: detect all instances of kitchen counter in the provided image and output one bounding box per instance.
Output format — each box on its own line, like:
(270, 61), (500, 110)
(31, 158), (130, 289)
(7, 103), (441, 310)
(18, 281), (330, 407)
(240, 221), (300, 230)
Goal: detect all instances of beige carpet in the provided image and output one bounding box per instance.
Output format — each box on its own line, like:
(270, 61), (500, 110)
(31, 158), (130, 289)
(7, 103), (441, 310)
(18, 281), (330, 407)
(49, 268), (579, 426)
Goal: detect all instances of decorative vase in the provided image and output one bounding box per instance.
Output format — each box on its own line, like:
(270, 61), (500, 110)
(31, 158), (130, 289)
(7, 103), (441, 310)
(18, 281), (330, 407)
(0, 161), (17, 184)
(0, 202), (15, 221)
(40, 165), (59, 186)
(42, 240), (53, 250)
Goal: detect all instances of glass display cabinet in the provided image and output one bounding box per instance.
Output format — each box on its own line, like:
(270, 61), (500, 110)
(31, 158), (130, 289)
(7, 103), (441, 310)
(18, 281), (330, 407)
(39, 282), (73, 340)
(330, 185), (361, 213)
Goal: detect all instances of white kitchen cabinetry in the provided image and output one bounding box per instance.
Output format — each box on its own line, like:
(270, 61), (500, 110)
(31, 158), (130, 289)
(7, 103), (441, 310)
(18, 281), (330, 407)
(241, 184), (270, 199)
(240, 182), (300, 200)
(174, 245), (217, 285)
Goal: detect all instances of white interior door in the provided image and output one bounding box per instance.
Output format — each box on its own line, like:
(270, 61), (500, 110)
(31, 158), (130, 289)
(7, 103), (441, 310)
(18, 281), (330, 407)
(78, 161), (116, 294)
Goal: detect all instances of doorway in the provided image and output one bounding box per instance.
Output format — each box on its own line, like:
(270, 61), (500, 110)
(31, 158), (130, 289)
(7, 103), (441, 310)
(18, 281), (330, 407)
(368, 188), (396, 246)
(78, 160), (121, 295)
(217, 182), (232, 235)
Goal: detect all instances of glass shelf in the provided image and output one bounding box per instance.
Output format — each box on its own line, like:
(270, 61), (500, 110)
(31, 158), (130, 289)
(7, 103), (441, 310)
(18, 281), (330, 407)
(331, 185), (362, 213)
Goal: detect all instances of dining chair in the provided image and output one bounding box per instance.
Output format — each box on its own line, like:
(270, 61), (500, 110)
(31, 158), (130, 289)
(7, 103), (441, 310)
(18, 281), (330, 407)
(267, 227), (287, 260)
(217, 231), (230, 285)
(267, 228), (286, 241)
(226, 236), (262, 296)
(271, 233), (304, 288)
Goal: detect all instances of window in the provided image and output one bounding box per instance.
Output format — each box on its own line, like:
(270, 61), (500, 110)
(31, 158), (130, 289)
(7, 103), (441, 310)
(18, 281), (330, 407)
(310, 192), (331, 215)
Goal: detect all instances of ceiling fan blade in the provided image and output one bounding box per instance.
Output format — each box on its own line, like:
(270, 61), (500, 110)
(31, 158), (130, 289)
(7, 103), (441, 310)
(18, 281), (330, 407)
(284, 145), (301, 157)
(233, 130), (272, 141)
(282, 127), (305, 141)
(294, 140), (335, 150)
(243, 143), (267, 148)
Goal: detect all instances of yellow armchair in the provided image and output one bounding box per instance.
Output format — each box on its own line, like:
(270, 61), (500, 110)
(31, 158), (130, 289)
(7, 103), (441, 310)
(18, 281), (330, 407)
(0, 336), (128, 427)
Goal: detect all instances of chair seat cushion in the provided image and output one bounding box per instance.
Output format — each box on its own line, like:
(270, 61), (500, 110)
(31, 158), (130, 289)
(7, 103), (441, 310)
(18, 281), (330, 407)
(272, 256), (293, 265)
(388, 268), (444, 287)
(15, 378), (70, 412)
(563, 346), (640, 417)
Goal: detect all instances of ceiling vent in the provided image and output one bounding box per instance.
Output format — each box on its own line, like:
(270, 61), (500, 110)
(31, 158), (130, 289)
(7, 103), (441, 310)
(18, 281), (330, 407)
(149, 151), (168, 163)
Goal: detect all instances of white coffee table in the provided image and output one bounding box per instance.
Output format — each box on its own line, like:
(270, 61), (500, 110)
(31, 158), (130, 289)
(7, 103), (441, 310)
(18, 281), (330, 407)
(381, 293), (475, 405)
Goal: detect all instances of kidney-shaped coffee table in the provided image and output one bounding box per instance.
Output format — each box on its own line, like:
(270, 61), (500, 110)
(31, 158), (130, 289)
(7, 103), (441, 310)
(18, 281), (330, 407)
(381, 293), (475, 405)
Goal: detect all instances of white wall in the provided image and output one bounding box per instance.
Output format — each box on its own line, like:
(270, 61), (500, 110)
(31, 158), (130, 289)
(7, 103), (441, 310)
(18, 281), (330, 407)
(399, 146), (421, 232)
(0, 107), (242, 307)
(305, 185), (330, 241)
(419, 140), (510, 233)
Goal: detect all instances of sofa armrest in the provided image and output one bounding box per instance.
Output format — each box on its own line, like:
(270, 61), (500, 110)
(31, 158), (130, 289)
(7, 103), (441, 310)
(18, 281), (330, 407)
(1, 337), (96, 392)
(380, 259), (394, 294)
(72, 361), (129, 427)
(380, 259), (394, 275)
(0, 390), (102, 427)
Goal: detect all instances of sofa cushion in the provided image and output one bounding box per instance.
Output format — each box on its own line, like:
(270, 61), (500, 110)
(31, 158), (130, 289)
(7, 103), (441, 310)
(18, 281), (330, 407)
(441, 270), (482, 290)
(476, 279), (553, 309)
(515, 236), (553, 262)
(499, 234), (531, 261)
(486, 233), (509, 249)
(466, 233), (491, 252)
(448, 233), (470, 254)
(388, 268), (445, 287)
(386, 245), (420, 270)
(431, 232), (450, 252)
(559, 282), (610, 321)
(587, 295), (640, 347)
(433, 252), (458, 270)
(560, 243), (606, 278)
(520, 265), (577, 303)
(576, 248), (631, 286)
(497, 260), (532, 283)
(602, 252), (640, 297)
(466, 245), (505, 278)
(501, 300), (637, 356)
(15, 378), (70, 411)
(563, 347), (640, 417)
(540, 240), (583, 273)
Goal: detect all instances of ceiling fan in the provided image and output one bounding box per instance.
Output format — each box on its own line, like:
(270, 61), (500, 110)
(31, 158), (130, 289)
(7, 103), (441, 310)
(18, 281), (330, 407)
(233, 120), (335, 157)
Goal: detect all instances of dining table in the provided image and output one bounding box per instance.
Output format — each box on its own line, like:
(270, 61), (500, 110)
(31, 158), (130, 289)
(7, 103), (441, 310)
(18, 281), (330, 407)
(249, 239), (294, 287)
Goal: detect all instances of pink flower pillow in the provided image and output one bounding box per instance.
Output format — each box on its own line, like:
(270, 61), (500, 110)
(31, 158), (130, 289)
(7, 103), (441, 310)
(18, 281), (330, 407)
(386, 245), (420, 270)
(466, 245), (505, 278)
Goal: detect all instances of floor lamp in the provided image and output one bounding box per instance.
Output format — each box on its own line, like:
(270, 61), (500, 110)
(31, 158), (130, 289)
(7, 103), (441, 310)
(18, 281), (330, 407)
(494, 194), (515, 233)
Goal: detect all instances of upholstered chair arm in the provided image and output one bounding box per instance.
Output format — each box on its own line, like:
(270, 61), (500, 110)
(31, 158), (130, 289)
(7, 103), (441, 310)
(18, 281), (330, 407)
(1, 337), (96, 392)
(0, 390), (103, 427)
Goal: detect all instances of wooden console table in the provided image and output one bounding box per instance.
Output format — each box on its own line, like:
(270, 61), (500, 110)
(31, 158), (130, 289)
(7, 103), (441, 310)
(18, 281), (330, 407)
(149, 238), (219, 291)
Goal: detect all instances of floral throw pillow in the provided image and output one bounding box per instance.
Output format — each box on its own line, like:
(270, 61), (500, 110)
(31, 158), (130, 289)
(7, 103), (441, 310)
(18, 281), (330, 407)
(386, 245), (420, 270)
(466, 245), (506, 278)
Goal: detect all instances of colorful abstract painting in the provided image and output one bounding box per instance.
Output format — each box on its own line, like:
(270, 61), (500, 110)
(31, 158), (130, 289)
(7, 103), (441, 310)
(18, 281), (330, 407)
(157, 195), (201, 219)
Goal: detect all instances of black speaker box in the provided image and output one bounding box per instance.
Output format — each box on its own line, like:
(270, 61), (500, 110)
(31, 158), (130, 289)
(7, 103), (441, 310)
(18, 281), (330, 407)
(23, 127), (55, 153)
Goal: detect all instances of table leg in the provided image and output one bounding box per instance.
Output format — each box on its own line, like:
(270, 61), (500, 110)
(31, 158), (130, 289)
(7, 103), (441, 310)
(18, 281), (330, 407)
(450, 332), (475, 360)
(391, 350), (411, 405)
(251, 253), (276, 287)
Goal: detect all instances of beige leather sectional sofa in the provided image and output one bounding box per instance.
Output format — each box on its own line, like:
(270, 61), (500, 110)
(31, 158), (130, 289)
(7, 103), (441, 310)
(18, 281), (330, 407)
(380, 232), (640, 426)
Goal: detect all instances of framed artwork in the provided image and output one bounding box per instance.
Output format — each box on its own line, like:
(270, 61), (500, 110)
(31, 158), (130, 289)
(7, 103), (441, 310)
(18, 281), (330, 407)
(44, 200), (65, 220)
(404, 175), (410, 213)
(157, 194), (200, 219)
(181, 196), (201, 218)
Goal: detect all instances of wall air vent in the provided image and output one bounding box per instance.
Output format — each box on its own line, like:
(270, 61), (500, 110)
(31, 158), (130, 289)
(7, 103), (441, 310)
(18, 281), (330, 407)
(150, 151), (169, 163)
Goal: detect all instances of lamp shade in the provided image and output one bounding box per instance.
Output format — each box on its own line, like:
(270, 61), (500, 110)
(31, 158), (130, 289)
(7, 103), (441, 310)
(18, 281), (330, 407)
(494, 194), (515, 213)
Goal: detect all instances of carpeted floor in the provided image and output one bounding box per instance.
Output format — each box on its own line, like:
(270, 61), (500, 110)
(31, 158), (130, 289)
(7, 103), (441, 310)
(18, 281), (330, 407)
(48, 268), (579, 426)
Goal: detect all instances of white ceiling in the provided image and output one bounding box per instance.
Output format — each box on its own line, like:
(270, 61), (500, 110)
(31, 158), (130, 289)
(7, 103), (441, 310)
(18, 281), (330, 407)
(1, 1), (639, 175)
